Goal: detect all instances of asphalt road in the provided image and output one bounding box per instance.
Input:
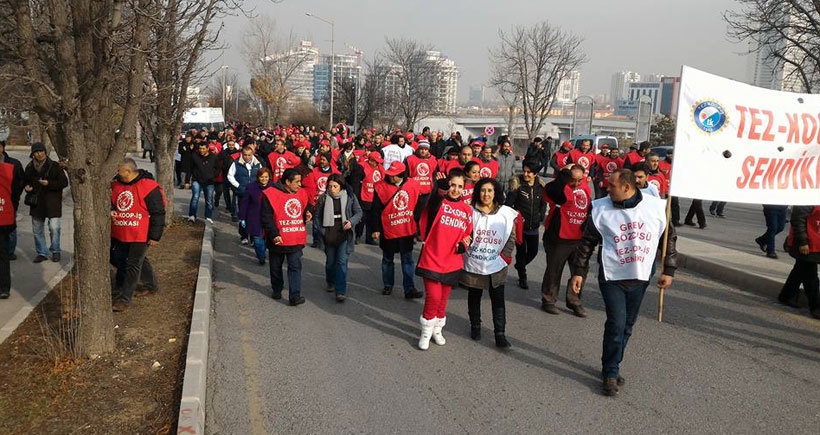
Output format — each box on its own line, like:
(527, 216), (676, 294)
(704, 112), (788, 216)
(204, 211), (820, 435)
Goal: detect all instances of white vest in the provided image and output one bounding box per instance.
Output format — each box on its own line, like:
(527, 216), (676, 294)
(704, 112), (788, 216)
(464, 206), (518, 275)
(592, 194), (667, 281)
(641, 183), (659, 198)
(382, 144), (414, 169)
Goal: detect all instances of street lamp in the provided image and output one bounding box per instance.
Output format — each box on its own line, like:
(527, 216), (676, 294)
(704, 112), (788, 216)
(305, 12), (334, 129)
(220, 65), (229, 121)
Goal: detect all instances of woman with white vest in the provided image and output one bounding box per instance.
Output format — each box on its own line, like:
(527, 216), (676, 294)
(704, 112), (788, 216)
(460, 177), (521, 348)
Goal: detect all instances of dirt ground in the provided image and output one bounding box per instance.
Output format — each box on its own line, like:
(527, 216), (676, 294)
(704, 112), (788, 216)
(0, 219), (204, 434)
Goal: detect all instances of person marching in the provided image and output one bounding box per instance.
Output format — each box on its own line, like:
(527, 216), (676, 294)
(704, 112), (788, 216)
(369, 161), (424, 298)
(415, 169), (474, 350)
(461, 177), (519, 348)
(505, 159), (546, 289)
(261, 168), (312, 306)
(238, 168), (271, 264)
(109, 158), (166, 312)
(405, 139), (437, 223)
(475, 143), (499, 179)
(359, 151), (384, 245)
(540, 164), (592, 317)
(569, 168), (676, 397)
(779, 205), (820, 319)
(0, 151), (23, 299)
(462, 161), (480, 205)
(314, 174), (363, 302)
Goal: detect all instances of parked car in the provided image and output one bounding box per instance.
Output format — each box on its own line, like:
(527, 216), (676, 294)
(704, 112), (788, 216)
(651, 145), (674, 159)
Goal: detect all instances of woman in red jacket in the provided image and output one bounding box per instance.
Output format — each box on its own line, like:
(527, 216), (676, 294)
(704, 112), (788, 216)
(415, 169), (474, 350)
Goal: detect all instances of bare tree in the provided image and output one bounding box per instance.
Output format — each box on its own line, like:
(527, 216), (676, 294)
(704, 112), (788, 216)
(381, 38), (446, 130)
(0, 0), (152, 356)
(330, 56), (393, 130)
(725, 1), (820, 93)
(243, 16), (312, 127)
(489, 22), (587, 141)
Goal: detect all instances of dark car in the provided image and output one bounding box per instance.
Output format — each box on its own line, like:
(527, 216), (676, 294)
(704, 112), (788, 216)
(651, 145), (674, 159)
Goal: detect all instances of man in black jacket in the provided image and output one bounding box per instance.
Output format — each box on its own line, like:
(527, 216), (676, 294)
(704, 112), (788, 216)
(24, 142), (68, 263)
(0, 141), (24, 261)
(569, 168), (676, 396)
(188, 142), (218, 224)
(110, 158), (166, 312)
(505, 159), (547, 289)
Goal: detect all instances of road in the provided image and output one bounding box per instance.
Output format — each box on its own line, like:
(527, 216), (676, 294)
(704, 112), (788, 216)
(204, 208), (820, 434)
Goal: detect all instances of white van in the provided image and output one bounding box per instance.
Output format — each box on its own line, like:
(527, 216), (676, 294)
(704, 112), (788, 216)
(182, 107), (225, 133)
(570, 134), (618, 153)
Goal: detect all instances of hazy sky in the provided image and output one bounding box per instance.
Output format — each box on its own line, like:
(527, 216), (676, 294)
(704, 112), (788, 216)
(211, 0), (751, 102)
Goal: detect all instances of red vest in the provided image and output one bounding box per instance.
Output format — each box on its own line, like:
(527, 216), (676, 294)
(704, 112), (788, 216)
(647, 173), (668, 197)
(625, 150), (644, 167)
(569, 149), (595, 177)
(0, 163), (15, 226)
(375, 179), (421, 239)
(553, 150), (572, 178)
(477, 159), (499, 179)
(304, 166), (338, 204)
(110, 178), (164, 243)
(361, 163), (383, 203)
(595, 155), (623, 187)
(262, 187), (309, 246)
(658, 160), (673, 189)
(558, 183), (590, 240)
(406, 154), (437, 194)
(462, 183), (475, 205)
(268, 150), (300, 182)
(787, 206), (820, 253)
(438, 159), (462, 176)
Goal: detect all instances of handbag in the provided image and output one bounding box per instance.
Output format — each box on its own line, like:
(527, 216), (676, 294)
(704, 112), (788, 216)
(24, 190), (38, 208)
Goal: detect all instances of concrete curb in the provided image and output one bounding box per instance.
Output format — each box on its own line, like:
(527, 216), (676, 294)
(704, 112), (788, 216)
(177, 223), (214, 435)
(676, 252), (784, 298)
(0, 258), (74, 344)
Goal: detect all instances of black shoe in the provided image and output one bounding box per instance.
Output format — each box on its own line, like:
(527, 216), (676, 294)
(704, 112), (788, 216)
(567, 304), (587, 318)
(518, 279), (528, 289)
(810, 308), (820, 320)
(709, 209), (716, 216)
(541, 302), (560, 315)
(717, 214), (726, 218)
(0, 290), (9, 299)
(382, 286), (393, 295)
(495, 334), (511, 348)
(33, 255), (48, 263)
(335, 293), (346, 302)
(602, 378), (619, 396)
(8, 254), (16, 261)
(404, 289), (423, 299)
(754, 237), (766, 252)
(699, 224), (707, 229)
(271, 291), (282, 300)
(777, 294), (800, 308)
(684, 221), (695, 227)
(326, 284), (336, 293)
(289, 295), (305, 306)
(766, 252), (778, 259)
(51, 253), (61, 262)
(470, 326), (481, 340)
(616, 375), (625, 386)
(672, 221), (682, 227)
(258, 258), (266, 265)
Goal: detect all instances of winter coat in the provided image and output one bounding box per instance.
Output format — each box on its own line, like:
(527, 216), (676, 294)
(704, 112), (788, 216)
(238, 181), (269, 238)
(1, 152), (25, 212)
(314, 186), (363, 254)
(24, 157), (68, 218)
(190, 152), (219, 185)
(496, 151), (516, 186)
(786, 206), (820, 263)
(505, 175), (546, 233)
(178, 140), (195, 173)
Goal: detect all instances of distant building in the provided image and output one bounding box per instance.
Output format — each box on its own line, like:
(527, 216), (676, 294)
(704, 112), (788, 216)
(260, 41), (319, 110)
(747, 4), (810, 92)
(626, 82), (662, 115)
(643, 73), (664, 83)
(313, 52), (361, 112)
(659, 76), (681, 119)
(610, 71), (641, 105)
(468, 86), (486, 107)
(555, 70), (581, 103)
(379, 51), (458, 115)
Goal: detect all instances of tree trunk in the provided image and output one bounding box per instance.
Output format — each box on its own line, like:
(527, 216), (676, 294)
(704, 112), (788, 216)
(154, 134), (176, 226)
(67, 166), (115, 356)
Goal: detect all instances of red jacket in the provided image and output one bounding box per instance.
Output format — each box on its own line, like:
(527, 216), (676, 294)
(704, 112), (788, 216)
(417, 197), (473, 274)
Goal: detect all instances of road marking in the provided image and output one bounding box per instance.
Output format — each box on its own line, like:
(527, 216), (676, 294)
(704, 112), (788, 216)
(235, 290), (267, 435)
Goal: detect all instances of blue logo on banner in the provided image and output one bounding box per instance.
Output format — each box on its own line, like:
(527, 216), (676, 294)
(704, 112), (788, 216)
(692, 101), (727, 134)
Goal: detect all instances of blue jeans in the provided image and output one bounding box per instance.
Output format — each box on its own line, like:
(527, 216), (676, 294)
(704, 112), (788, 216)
(381, 249), (415, 292)
(762, 207), (787, 254)
(188, 181), (215, 219)
(269, 248), (302, 298)
(32, 216), (61, 257)
(599, 279), (650, 379)
(229, 187), (239, 218)
(325, 240), (350, 294)
(252, 236), (266, 260)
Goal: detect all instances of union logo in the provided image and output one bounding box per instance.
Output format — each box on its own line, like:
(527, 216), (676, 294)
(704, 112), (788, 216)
(416, 163), (430, 177)
(317, 176), (328, 194)
(692, 100), (728, 134)
(392, 190), (410, 211)
(479, 167), (492, 178)
(284, 198), (302, 219)
(572, 188), (588, 210)
(276, 156), (287, 169)
(605, 161), (618, 173)
(578, 156), (590, 168)
(372, 170), (382, 183)
(116, 191), (134, 212)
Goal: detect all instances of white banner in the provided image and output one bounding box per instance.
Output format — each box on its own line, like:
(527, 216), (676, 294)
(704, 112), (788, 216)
(670, 66), (820, 205)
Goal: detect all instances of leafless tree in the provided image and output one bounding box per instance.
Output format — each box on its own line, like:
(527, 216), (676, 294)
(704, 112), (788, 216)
(331, 56), (394, 130)
(489, 22), (587, 141)
(0, 0), (152, 356)
(243, 16), (312, 127)
(725, 1), (820, 93)
(381, 37), (446, 130)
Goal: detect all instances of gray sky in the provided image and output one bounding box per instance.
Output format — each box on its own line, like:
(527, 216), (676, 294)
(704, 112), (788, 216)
(211, 0), (750, 102)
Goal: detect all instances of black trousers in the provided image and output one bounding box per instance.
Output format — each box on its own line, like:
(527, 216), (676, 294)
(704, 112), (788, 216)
(540, 240), (582, 306)
(685, 199), (705, 226)
(670, 196), (680, 224)
(514, 232), (540, 277)
(467, 284), (506, 334)
(780, 258), (819, 310)
(0, 228), (10, 293)
(110, 240), (156, 305)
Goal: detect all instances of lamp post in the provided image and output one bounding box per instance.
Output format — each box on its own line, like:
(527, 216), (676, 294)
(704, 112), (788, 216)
(305, 12), (334, 129)
(353, 68), (360, 133)
(220, 65), (229, 120)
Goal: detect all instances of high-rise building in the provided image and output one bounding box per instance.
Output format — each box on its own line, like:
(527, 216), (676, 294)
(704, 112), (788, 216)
(659, 76), (681, 119)
(643, 73), (664, 83)
(610, 71), (641, 105)
(379, 51), (458, 115)
(555, 70), (581, 103)
(313, 52), (362, 112)
(468, 86), (485, 107)
(261, 41), (319, 109)
(747, 4), (808, 92)
(626, 82), (662, 115)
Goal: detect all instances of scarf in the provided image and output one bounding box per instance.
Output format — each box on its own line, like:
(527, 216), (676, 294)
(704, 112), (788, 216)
(322, 189), (348, 227)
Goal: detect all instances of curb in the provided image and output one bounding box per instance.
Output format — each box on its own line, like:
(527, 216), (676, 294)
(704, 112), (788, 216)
(177, 223), (214, 435)
(676, 252), (784, 299)
(0, 258), (74, 344)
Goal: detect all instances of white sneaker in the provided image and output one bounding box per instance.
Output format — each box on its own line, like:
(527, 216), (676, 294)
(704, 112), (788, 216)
(187, 215), (195, 223)
(239, 238), (249, 245)
(206, 218), (214, 224)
